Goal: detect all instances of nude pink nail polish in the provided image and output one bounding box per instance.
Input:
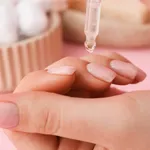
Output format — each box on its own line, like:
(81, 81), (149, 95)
(0, 102), (19, 128)
(110, 60), (138, 80)
(46, 66), (76, 75)
(87, 63), (116, 82)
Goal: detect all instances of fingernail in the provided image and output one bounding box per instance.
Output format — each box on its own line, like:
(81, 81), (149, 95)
(87, 63), (116, 82)
(46, 66), (76, 75)
(0, 102), (19, 128)
(110, 60), (138, 80)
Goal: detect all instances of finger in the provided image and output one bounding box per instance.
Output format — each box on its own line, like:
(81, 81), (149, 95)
(15, 66), (76, 94)
(45, 57), (117, 93)
(66, 90), (91, 98)
(81, 52), (146, 84)
(102, 87), (126, 97)
(5, 131), (58, 150)
(58, 138), (94, 150)
(98, 51), (146, 83)
(93, 145), (106, 150)
(78, 142), (95, 150)
(58, 138), (80, 150)
(0, 90), (149, 149)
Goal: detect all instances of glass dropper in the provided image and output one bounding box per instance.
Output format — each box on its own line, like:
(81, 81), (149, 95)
(84, 0), (101, 53)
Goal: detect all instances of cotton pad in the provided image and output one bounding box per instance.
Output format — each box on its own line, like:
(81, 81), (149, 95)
(0, 0), (18, 5)
(25, 0), (67, 12)
(18, 0), (51, 12)
(31, 0), (51, 12)
(17, 0), (48, 37)
(0, 4), (18, 45)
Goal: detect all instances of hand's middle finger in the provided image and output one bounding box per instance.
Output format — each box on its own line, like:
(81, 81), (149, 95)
(81, 52), (146, 85)
(49, 56), (116, 92)
(16, 56), (117, 94)
(15, 53), (146, 97)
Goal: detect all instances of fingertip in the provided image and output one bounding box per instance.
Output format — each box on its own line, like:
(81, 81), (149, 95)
(81, 53), (146, 85)
(134, 68), (147, 83)
(15, 69), (76, 94)
(81, 54), (135, 85)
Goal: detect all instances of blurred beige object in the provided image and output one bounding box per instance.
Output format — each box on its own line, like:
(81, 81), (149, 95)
(69, 0), (150, 24)
(0, 12), (63, 93)
(68, 0), (85, 11)
(63, 10), (150, 47)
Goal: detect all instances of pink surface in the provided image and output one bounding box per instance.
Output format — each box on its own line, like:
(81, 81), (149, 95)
(63, 42), (150, 91)
(0, 42), (150, 150)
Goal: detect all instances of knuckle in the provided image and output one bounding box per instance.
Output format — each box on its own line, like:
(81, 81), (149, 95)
(19, 92), (62, 135)
(37, 104), (61, 135)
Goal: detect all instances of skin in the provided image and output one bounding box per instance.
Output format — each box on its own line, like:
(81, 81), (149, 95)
(0, 52), (147, 150)
(1, 1), (148, 149)
(142, 0), (150, 8)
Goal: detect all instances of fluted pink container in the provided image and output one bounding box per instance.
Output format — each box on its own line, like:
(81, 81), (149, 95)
(0, 12), (63, 93)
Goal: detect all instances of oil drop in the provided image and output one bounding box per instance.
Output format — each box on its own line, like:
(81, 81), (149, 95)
(84, 40), (96, 53)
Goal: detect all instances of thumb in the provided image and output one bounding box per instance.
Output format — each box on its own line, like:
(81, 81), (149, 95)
(0, 91), (150, 149)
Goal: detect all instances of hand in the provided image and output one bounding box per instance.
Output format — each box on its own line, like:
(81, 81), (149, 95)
(0, 52), (146, 150)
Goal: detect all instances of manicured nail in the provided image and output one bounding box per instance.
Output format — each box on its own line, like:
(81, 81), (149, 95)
(110, 60), (138, 79)
(87, 63), (116, 82)
(46, 66), (76, 75)
(0, 102), (19, 128)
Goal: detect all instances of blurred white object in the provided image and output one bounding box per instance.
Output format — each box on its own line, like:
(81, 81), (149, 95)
(0, 0), (18, 5)
(20, 0), (67, 12)
(0, 4), (18, 45)
(17, 0), (48, 37)
(30, 0), (52, 12)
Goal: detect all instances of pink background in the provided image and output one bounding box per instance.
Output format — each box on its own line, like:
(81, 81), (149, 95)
(0, 42), (150, 149)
